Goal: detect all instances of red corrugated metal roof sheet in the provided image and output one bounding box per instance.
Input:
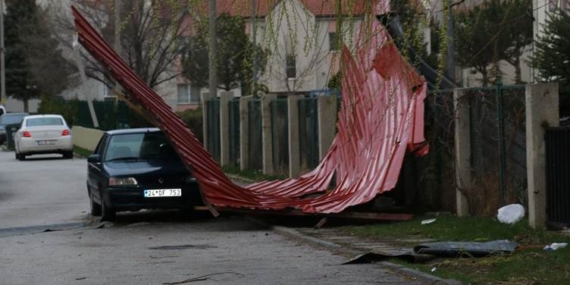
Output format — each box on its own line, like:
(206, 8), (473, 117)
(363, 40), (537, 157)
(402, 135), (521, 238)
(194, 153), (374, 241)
(72, 6), (427, 214)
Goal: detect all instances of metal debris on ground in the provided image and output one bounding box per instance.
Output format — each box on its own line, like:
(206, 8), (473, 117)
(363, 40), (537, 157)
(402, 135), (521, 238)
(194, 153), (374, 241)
(413, 240), (519, 257)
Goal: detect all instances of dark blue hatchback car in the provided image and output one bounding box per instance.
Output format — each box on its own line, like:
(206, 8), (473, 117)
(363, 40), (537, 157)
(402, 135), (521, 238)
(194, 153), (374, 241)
(87, 128), (201, 221)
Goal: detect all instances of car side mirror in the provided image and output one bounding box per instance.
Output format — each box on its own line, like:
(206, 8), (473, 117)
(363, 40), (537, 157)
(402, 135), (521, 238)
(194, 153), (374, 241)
(87, 154), (101, 163)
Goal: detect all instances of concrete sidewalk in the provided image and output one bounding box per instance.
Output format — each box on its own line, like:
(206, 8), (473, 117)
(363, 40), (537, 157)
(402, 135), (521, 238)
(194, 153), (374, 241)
(249, 217), (462, 285)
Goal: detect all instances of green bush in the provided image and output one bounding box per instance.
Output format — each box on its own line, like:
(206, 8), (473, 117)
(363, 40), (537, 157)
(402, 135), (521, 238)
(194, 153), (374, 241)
(177, 107), (203, 143)
(37, 96), (79, 127)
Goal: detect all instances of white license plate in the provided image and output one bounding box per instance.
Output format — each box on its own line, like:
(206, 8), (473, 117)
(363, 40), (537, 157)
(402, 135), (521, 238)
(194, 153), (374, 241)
(144, 189), (182, 198)
(37, 140), (56, 146)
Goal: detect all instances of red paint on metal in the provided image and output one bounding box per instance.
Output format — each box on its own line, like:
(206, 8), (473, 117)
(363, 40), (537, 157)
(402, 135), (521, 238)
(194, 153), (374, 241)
(72, 7), (428, 214)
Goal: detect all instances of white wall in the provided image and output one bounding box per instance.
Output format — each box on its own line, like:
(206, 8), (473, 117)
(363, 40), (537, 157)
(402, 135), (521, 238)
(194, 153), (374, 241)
(4, 98), (40, 113)
(460, 49), (533, 87)
(255, 0), (365, 94)
(262, 0), (318, 93)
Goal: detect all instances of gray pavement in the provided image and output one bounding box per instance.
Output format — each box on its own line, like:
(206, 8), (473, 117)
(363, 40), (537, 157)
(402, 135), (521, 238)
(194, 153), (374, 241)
(0, 151), (88, 229)
(1, 217), (441, 285)
(0, 147), (457, 284)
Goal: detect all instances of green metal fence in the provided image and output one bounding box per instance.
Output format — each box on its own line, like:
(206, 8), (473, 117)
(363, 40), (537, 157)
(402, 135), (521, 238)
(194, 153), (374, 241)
(425, 84), (527, 215)
(271, 98), (289, 176)
(467, 85), (527, 212)
(42, 99), (132, 131)
(247, 99), (263, 171)
(228, 98), (241, 167)
(298, 98), (319, 171)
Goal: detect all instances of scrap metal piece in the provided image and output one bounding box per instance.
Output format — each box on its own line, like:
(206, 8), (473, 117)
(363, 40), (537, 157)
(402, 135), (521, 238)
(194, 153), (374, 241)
(413, 240), (519, 257)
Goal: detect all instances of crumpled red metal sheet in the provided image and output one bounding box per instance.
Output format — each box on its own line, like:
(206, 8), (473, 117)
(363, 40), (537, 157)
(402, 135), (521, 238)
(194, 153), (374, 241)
(72, 7), (427, 214)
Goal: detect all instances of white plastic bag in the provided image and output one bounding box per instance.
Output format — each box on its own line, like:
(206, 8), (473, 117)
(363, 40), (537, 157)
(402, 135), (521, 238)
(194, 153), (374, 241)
(544, 242), (568, 251)
(497, 204), (525, 224)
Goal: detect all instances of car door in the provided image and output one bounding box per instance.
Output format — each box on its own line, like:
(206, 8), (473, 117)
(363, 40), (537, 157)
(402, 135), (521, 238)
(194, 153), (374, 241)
(88, 134), (109, 202)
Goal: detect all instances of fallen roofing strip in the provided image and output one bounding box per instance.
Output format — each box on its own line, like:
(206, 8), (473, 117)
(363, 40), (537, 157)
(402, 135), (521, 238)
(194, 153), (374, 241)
(72, 6), (427, 214)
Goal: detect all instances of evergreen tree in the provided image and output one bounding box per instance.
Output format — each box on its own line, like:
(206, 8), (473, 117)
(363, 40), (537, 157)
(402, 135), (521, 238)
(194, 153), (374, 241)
(531, 9), (570, 96)
(454, 3), (497, 86)
(454, 0), (532, 86)
(182, 13), (267, 94)
(5, 0), (71, 112)
(499, 0), (533, 84)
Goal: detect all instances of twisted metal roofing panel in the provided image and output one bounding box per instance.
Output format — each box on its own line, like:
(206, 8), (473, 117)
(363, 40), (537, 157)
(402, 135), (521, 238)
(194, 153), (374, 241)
(72, 6), (428, 214)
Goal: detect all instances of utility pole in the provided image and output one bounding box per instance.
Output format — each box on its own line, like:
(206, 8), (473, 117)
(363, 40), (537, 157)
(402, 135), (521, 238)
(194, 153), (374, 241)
(445, 0), (456, 85)
(251, 0), (257, 96)
(114, 0), (121, 55)
(208, 0), (217, 99)
(0, 0), (5, 103)
(202, 0), (217, 150)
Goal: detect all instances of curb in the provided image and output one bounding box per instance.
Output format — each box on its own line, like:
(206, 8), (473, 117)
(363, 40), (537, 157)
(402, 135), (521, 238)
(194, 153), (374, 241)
(248, 217), (462, 285)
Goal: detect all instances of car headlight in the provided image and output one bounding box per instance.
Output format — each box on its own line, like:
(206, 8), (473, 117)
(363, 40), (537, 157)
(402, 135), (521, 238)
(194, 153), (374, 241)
(184, 175), (196, 183)
(109, 177), (138, 186)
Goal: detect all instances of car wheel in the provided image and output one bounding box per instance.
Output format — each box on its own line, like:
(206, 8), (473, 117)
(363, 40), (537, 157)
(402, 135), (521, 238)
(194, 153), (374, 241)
(89, 188), (101, 216)
(100, 192), (116, 222)
(64, 151), (73, 159)
(17, 153), (25, 161)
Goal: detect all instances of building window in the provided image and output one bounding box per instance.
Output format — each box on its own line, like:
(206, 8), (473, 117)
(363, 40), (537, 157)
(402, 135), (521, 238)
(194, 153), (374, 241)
(176, 36), (192, 53)
(329, 32), (340, 51)
(286, 54), (296, 79)
(104, 76), (116, 98)
(177, 84), (201, 104)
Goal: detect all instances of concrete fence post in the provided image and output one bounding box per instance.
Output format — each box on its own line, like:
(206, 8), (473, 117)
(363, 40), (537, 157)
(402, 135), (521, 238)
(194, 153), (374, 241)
(454, 89), (471, 217)
(288, 95), (302, 178)
(317, 95), (338, 160)
(526, 83), (559, 229)
(261, 94), (277, 175)
(219, 91), (234, 166)
(240, 96), (253, 171)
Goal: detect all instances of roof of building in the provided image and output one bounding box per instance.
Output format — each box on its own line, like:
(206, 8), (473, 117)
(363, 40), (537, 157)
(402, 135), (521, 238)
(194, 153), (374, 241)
(206, 0), (381, 18)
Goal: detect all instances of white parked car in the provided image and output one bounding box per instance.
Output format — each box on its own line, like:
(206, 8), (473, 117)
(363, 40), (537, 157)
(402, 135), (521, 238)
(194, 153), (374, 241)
(14, 114), (73, 160)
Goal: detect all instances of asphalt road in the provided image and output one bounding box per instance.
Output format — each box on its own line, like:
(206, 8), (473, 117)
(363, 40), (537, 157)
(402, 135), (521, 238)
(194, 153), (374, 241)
(0, 151), (88, 229)
(0, 148), (435, 285)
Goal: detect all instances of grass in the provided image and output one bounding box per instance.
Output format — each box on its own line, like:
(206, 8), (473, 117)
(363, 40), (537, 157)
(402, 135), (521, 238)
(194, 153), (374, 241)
(73, 145), (93, 158)
(340, 214), (570, 284)
(222, 165), (287, 181)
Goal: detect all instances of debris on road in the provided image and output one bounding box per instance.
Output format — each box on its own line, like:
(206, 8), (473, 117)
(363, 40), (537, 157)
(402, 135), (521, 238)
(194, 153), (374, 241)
(413, 240), (519, 257)
(543, 242), (568, 251)
(421, 219), (436, 225)
(497, 204), (525, 225)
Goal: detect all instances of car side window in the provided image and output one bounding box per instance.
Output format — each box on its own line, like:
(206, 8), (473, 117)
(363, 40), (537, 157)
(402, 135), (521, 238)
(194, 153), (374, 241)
(93, 135), (109, 155)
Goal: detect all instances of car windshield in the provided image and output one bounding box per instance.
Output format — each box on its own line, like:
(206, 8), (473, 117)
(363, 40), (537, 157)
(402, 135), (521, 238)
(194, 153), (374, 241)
(26, 117), (64, 127)
(0, 115), (26, 125)
(104, 132), (179, 162)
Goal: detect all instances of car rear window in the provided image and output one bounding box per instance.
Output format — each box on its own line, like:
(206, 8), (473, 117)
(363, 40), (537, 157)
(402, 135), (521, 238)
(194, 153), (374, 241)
(104, 132), (179, 161)
(26, 117), (64, 127)
(0, 115), (26, 125)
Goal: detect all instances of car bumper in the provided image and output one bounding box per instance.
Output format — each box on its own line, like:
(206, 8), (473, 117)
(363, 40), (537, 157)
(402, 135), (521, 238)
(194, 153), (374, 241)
(18, 136), (73, 154)
(103, 183), (202, 211)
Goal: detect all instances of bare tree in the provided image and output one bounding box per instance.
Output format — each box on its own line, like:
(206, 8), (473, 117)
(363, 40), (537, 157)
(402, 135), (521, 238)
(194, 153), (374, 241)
(50, 0), (192, 90)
